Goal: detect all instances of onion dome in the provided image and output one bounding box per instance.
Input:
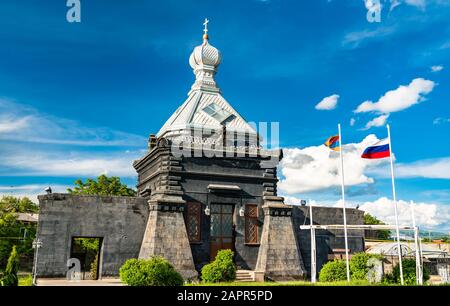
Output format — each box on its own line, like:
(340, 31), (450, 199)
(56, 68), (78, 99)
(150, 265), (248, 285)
(189, 19), (222, 93)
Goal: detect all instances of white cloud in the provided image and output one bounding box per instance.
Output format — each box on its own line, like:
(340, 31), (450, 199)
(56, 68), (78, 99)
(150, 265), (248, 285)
(0, 116), (30, 133)
(363, 114), (389, 130)
(358, 197), (449, 229)
(404, 0), (426, 9)
(342, 26), (396, 48)
(369, 157), (450, 179)
(284, 194), (449, 230)
(433, 117), (450, 125)
(355, 78), (435, 114)
(0, 98), (146, 146)
(430, 65), (444, 72)
(389, 0), (427, 11)
(0, 148), (139, 177)
(278, 134), (387, 194)
(315, 94), (339, 111)
(0, 184), (69, 203)
(350, 118), (356, 126)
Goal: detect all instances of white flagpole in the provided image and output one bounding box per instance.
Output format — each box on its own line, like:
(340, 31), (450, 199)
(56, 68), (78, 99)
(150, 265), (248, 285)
(386, 124), (404, 285)
(411, 200), (423, 285)
(309, 200), (317, 283)
(338, 124), (351, 282)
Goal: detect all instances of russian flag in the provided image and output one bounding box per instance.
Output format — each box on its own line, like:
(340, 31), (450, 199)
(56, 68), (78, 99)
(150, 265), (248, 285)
(361, 138), (390, 159)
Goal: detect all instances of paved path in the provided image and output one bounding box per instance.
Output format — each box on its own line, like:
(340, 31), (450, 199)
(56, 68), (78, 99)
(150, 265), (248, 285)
(37, 278), (124, 286)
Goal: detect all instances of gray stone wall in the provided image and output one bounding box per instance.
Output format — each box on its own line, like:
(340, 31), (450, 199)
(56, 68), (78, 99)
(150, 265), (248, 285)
(292, 206), (365, 278)
(256, 199), (306, 281)
(139, 200), (197, 280)
(36, 194), (149, 277)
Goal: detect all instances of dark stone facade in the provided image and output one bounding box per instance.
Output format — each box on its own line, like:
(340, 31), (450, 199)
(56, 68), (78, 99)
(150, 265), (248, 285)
(292, 206), (365, 278)
(35, 142), (365, 280)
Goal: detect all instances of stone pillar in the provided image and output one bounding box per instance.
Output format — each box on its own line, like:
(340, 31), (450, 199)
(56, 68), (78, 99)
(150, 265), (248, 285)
(139, 193), (198, 280)
(255, 196), (306, 281)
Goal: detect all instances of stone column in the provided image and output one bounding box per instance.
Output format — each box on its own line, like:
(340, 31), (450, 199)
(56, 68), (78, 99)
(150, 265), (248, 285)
(139, 193), (198, 280)
(255, 196), (306, 281)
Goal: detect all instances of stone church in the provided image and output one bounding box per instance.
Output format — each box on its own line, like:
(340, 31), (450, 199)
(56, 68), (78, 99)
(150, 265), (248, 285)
(35, 24), (365, 281)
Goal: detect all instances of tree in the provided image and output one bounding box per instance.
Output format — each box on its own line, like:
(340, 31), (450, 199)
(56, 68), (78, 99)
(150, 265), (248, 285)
(0, 196), (38, 268)
(384, 259), (430, 285)
(1, 246), (20, 286)
(67, 175), (137, 197)
(0, 196), (38, 213)
(364, 213), (391, 240)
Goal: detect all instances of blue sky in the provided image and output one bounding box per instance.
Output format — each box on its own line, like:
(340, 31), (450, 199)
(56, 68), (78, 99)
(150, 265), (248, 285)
(0, 0), (449, 231)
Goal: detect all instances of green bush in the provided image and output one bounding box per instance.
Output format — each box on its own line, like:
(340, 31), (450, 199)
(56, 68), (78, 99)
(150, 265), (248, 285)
(91, 253), (99, 280)
(349, 252), (381, 281)
(1, 246), (20, 286)
(318, 259), (347, 282)
(383, 259), (430, 285)
(201, 250), (236, 283)
(119, 256), (184, 286)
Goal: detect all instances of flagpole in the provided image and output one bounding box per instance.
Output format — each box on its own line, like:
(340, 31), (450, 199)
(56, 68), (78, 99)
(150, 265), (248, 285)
(411, 200), (423, 285)
(386, 124), (404, 285)
(309, 200), (317, 283)
(338, 123), (350, 282)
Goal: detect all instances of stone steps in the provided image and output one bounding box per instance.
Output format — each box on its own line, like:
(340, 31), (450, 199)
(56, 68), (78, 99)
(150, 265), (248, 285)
(236, 270), (254, 282)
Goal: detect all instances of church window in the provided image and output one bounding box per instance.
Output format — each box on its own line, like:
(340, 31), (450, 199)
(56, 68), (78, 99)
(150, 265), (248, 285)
(202, 103), (232, 123)
(185, 202), (201, 243)
(245, 204), (259, 244)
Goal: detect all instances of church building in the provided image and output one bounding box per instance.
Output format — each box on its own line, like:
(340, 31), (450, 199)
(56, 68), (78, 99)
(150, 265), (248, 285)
(35, 22), (365, 281)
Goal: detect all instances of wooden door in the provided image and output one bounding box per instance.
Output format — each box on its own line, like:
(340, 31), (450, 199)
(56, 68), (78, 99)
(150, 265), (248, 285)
(210, 204), (234, 261)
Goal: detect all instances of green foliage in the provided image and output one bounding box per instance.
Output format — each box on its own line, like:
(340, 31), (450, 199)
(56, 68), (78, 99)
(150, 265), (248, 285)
(18, 274), (33, 286)
(0, 196), (39, 213)
(120, 256), (184, 286)
(1, 246), (20, 286)
(0, 196), (38, 268)
(349, 252), (381, 280)
(91, 253), (99, 280)
(318, 259), (347, 282)
(67, 174), (137, 197)
(201, 250), (237, 283)
(364, 213), (391, 240)
(72, 238), (100, 253)
(383, 259), (430, 285)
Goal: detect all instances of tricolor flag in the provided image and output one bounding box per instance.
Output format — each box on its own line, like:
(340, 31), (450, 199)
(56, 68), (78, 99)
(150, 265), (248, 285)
(361, 138), (390, 159)
(324, 135), (340, 151)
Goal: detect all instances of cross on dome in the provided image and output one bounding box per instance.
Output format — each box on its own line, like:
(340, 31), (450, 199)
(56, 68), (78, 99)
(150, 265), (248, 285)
(203, 18), (209, 35)
(203, 18), (210, 42)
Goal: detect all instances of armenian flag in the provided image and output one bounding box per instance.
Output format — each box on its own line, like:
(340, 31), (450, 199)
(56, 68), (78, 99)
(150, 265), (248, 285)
(324, 135), (340, 151)
(361, 138), (390, 159)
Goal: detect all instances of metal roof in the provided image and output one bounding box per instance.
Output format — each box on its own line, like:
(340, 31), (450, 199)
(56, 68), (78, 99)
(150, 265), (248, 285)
(366, 242), (449, 259)
(157, 32), (257, 139)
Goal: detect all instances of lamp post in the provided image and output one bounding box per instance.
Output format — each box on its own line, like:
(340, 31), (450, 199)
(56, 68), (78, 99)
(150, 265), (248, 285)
(32, 238), (43, 286)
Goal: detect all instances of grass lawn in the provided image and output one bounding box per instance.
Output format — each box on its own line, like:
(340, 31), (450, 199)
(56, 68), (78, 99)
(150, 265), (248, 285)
(188, 280), (396, 286)
(18, 274), (33, 286)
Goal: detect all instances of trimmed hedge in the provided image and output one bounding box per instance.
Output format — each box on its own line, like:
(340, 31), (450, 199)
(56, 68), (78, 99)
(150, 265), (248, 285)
(119, 256), (184, 286)
(349, 252), (381, 281)
(201, 250), (236, 283)
(318, 259), (347, 282)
